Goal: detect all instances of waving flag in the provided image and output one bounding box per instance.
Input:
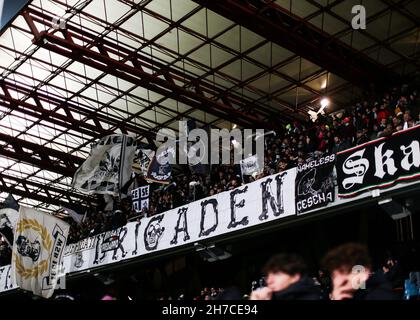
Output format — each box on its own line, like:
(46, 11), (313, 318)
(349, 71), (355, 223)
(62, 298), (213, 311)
(72, 135), (136, 196)
(11, 207), (69, 299)
(240, 154), (262, 176)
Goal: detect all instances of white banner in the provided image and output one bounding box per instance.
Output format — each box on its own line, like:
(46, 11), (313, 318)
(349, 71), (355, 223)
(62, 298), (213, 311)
(11, 207), (70, 299)
(2, 169), (296, 292)
(61, 168), (296, 273)
(3, 165), (420, 294)
(72, 135), (136, 196)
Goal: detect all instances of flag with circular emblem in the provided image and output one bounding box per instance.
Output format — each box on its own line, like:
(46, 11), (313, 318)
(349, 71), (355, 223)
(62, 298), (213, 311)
(11, 207), (69, 299)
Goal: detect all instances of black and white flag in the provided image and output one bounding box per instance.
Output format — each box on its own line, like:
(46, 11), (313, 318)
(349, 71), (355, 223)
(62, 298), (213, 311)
(296, 155), (336, 214)
(0, 194), (19, 247)
(146, 150), (172, 184)
(131, 185), (150, 213)
(240, 155), (262, 176)
(72, 135), (137, 196)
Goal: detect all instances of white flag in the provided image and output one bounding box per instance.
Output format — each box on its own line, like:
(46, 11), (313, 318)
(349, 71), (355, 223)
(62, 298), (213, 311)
(240, 155), (262, 176)
(11, 207), (70, 299)
(72, 135), (136, 196)
(64, 208), (84, 225)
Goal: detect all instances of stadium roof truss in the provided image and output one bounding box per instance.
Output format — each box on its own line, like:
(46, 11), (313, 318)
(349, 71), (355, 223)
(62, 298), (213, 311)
(0, 0), (418, 214)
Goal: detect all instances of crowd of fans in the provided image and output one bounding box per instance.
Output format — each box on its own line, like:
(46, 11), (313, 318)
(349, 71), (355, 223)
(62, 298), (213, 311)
(113, 243), (419, 301)
(64, 83), (420, 301)
(65, 82), (419, 244)
(2, 82), (418, 249)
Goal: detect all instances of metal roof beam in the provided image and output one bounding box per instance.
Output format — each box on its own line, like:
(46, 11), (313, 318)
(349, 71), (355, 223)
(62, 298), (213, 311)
(0, 132), (83, 177)
(0, 81), (102, 138)
(194, 0), (399, 88)
(22, 10), (270, 129)
(0, 173), (90, 208)
(1, 79), (155, 140)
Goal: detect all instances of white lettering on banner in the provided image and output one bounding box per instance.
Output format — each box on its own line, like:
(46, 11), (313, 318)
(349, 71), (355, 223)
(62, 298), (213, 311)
(342, 149), (370, 190)
(297, 154), (336, 173)
(374, 143), (398, 179)
(400, 141), (420, 171)
(64, 237), (95, 256)
(297, 192), (333, 212)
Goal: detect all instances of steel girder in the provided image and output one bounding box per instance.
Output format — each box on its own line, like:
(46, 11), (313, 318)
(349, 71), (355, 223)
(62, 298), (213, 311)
(0, 81), (102, 139)
(194, 0), (399, 88)
(0, 80), (156, 140)
(0, 173), (91, 208)
(22, 10), (272, 129)
(0, 131), (84, 177)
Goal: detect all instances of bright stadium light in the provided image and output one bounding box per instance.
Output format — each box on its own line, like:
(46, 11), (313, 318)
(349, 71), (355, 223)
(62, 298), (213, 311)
(321, 98), (330, 108)
(308, 98), (331, 122)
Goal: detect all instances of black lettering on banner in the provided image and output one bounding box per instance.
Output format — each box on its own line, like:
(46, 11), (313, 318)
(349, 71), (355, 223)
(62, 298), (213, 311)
(144, 214), (165, 251)
(259, 172), (286, 221)
(112, 227), (128, 260)
(199, 199), (219, 237)
(170, 207), (190, 245)
(132, 220), (142, 256)
(5, 266), (12, 290)
(228, 186), (249, 229)
(93, 234), (104, 265)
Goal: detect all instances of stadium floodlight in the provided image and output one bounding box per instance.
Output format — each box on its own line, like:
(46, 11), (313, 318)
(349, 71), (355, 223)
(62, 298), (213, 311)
(308, 97), (331, 122)
(321, 98), (330, 108)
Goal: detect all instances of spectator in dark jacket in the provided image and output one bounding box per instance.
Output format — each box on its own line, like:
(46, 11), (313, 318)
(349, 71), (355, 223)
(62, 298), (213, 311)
(331, 136), (351, 154)
(356, 129), (369, 145)
(382, 258), (405, 290)
(321, 243), (398, 300)
(250, 254), (321, 300)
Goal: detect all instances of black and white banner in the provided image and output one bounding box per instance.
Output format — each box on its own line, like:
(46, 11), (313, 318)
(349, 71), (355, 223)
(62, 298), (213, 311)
(1, 169), (295, 293)
(240, 155), (262, 176)
(296, 155), (336, 214)
(72, 135), (136, 196)
(336, 126), (420, 198)
(131, 186), (150, 213)
(146, 151), (172, 184)
(58, 168), (296, 276)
